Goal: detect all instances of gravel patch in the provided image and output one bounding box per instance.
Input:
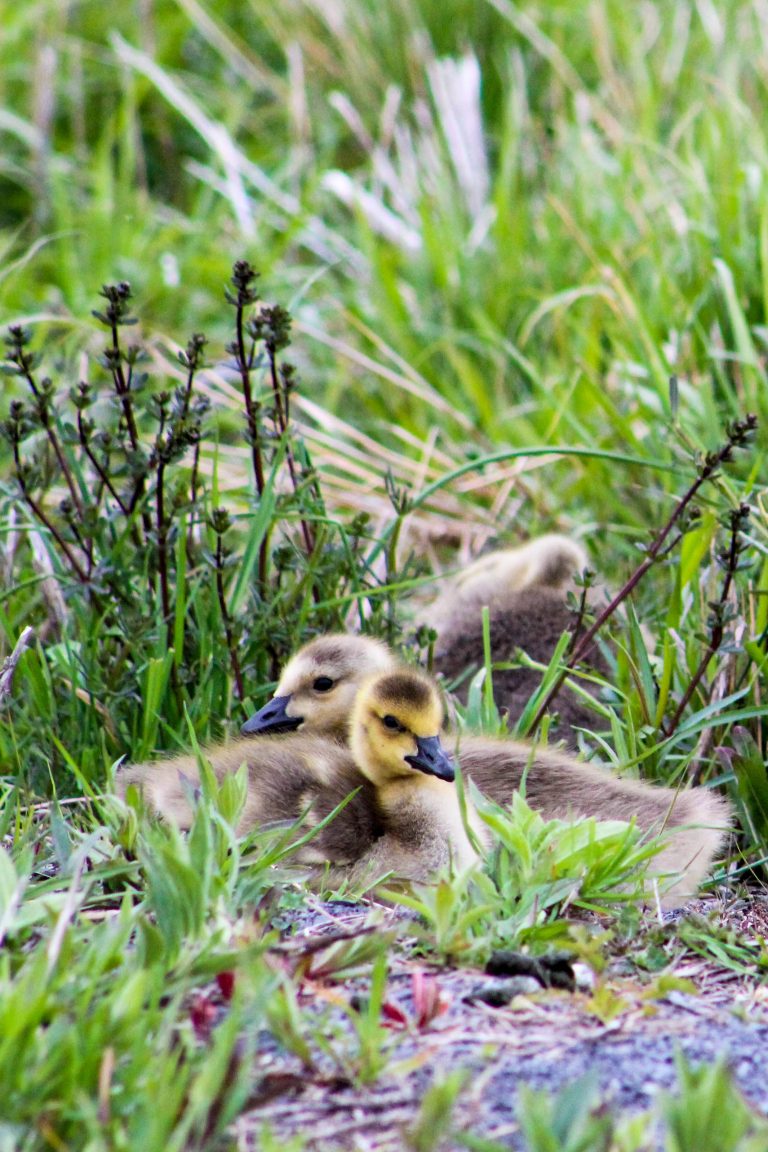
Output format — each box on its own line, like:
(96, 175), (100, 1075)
(234, 893), (768, 1150)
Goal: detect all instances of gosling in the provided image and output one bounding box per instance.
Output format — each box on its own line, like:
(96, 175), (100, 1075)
(242, 634), (732, 904)
(117, 666), (482, 888)
(419, 536), (607, 747)
(420, 533), (589, 636)
(241, 633), (397, 739)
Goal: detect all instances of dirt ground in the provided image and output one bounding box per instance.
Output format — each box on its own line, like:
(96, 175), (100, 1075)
(231, 892), (768, 1150)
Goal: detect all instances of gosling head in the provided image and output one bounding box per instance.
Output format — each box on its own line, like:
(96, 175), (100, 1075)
(349, 669), (455, 786)
(241, 634), (397, 738)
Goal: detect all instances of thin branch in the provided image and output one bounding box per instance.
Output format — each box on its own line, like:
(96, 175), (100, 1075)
(236, 302), (265, 498)
(6, 332), (88, 525)
(268, 348), (315, 556)
(98, 285), (152, 538)
(667, 504), (750, 743)
(37, 408), (87, 525)
(558, 572), (596, 667)
(76, 409), (129, 514)
(13, 441), (88, 583)
(527, 416), (758, 732)
(180, 337), (205, 523)
(155, 455), (172, 630)
(107, 322), (139, 452)
(228, 262), (268, 592)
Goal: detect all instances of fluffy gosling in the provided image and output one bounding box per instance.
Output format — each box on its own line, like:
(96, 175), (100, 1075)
(117, 665), (482, 887)
(242, 633), (731, 904)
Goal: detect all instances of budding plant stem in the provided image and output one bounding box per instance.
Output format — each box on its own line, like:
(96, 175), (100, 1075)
(236, 303), (266, 501)
(155, 453), (171, 635)
(229, 268), (269, 594)
(76, 410), (129, 515)
(666, 505), (750, 745)
(102, 297), (153, 540)
(528, 418), (758, 733)
(12, 440), (89, 584)
(267, 346), (315, 558)
(8, 329), (87, 526)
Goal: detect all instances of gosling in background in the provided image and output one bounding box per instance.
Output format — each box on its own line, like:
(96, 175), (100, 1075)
(421, 533), (589, 635)
(420, 535), (610, 747)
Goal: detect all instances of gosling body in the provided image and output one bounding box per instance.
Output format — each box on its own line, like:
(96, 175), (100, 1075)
(116, 734), (382, 866)
(421, 534), (589, 635)
(420, 537), (608, 746)
(454, 736), (730, 903)
(431, 584), (611, 747)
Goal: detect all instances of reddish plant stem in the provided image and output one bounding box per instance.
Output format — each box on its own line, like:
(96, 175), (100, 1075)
(527, 443), (746, 733)
(155, 457), (171, 631)
(234, 304), (269, 592)
(236, 307), (265, 499)
(109, 323), (140, 451)
(13, 443), (88, 583)
(77, 410), (129, 514)
(268, 352), (314, 557)
(18, 363), (88, 527)
(105, 318), (153, 542)
(181, 362), (202, 524)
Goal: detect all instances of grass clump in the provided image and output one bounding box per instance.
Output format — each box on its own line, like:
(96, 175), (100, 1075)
(510, 1057), (768, 1152)
(389, 791), (661, 966)
(404, 1057), (768, 1151)
(0, 781), (286, 1150)
(0, 264), (402, 791)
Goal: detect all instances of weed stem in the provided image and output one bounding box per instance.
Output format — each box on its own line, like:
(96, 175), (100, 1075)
(528, 416), (757, 732)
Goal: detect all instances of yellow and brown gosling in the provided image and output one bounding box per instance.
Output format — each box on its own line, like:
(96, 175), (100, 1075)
(241, 633), (397, 738)
(116, 665), (483, 888)
(240, 634), (731, 905)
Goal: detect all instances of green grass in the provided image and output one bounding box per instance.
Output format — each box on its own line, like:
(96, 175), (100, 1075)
(2, 1), (768, 1146)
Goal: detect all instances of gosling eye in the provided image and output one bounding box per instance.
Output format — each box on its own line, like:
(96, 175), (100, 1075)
(313, 676), (334, 693)
(382, 714), (404, 732)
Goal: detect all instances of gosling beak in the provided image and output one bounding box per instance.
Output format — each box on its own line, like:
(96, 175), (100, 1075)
(405, 735), (455, 782)
(241, 694), (303, 736)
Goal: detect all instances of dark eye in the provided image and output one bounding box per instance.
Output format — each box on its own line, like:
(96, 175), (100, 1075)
(382, 714), (402, 731)
(313, 676), (334, 693)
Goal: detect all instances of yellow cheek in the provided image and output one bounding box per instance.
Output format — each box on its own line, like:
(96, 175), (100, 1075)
(389, 739), (415, 774)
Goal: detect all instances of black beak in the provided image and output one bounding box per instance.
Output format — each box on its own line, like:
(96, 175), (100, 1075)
(405, 734), (455, 782)
(241, 694), (303, 736)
